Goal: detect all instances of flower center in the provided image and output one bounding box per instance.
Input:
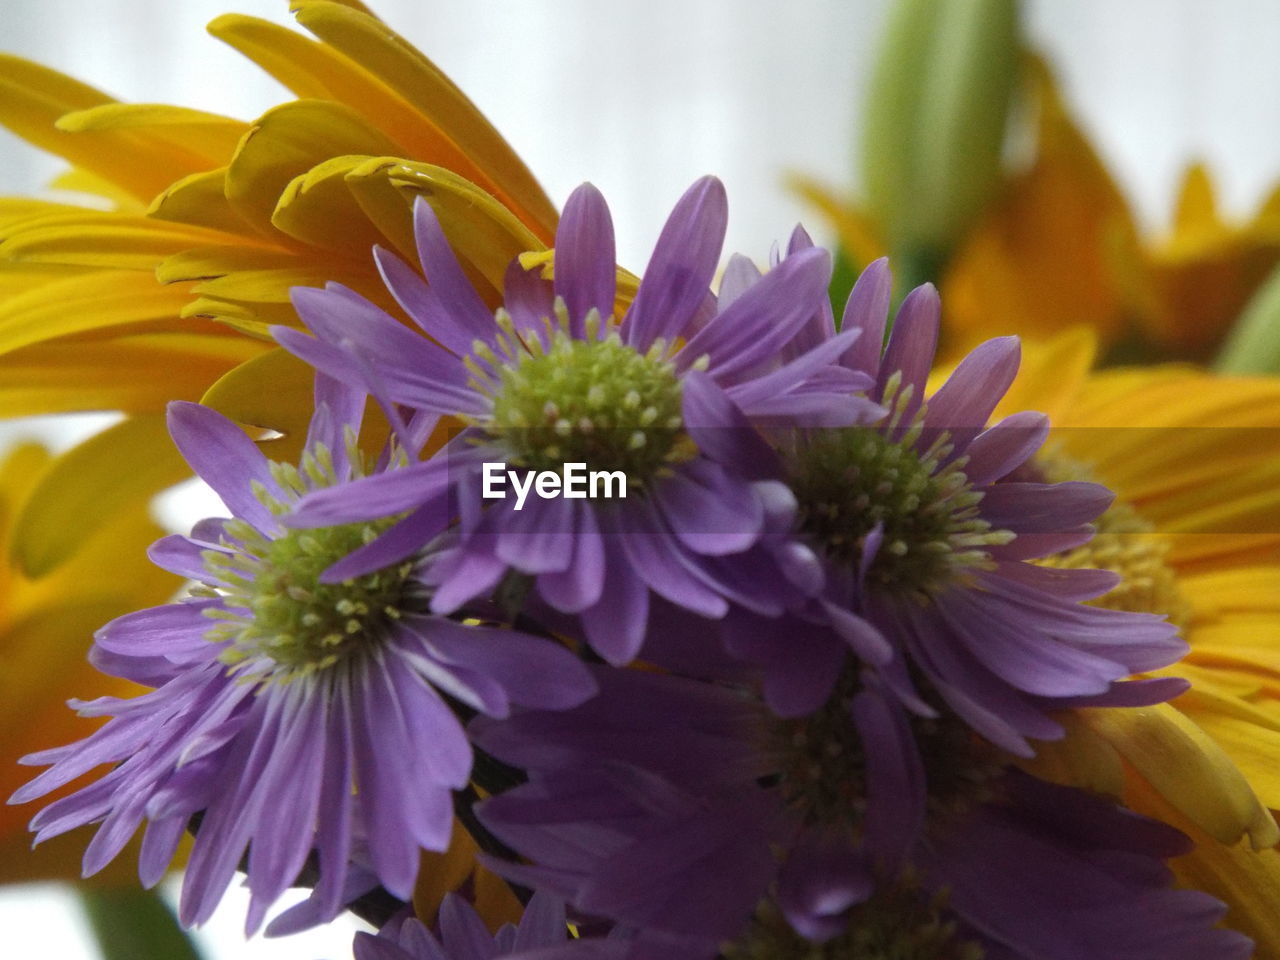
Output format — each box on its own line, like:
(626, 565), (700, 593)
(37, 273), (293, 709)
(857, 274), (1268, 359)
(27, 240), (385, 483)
(200, 452), (417, 678)
(1034, 452), (1190, 631)
(790, 378), (1013, 595)
(723, 883), (984, 960)
(770, 674), (1004, 830)
(479, 303), (689, 487)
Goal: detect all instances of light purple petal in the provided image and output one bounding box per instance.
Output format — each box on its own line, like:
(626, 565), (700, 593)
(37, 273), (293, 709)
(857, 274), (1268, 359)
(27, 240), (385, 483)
(623, 176), (727, 351)
(555, 183), (617, 333)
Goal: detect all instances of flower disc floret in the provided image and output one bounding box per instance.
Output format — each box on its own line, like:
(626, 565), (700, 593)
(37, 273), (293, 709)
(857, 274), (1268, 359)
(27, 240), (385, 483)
(200, 453), (416, 677)
(483, 307), (688, 486)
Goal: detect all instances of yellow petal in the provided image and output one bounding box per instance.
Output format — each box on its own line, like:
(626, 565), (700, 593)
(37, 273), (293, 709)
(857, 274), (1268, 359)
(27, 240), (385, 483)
(992, 327), (1097, 423)
(156, 243), (345, 285)
(271, 154), (390, 253)
(1, 213), (232, 270)
(47, 168), (148, 212)
(1143, 164), (1280, 358)
(201, 348), (317, 461)
(55, 102), (249, 167)
(0, 55), (213, 202)
(941, 57), (1146, 353)
(1180, 705), (1280, 810)
(148, 167), (255, 235)
(0, 271), (190, 357)
(1017, 711), (1126, 797)
(10, 415), (190, 576)
(385, 160), (545, 297)
(1081, 703), (1279, 849)
(291, 1), (557, 243)
(0, 332), (264, 417)
(225, 98), (400, 240)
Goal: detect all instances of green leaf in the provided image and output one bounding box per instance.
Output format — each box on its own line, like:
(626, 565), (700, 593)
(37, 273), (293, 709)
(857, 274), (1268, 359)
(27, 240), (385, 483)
(1214, 261), (1280, 374)
(78, 887), (204, 960)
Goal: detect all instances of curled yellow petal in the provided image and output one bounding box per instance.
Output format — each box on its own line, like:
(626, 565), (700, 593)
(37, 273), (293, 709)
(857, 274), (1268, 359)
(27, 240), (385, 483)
(225, 98), (399, 239)
(292, 0), (557, 242)
(1082, 703), (1279, 849)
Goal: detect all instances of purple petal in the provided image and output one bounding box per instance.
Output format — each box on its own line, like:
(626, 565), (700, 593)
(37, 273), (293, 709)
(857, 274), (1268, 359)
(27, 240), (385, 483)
(555, 183), (617, 333)
(677, 247), (831, 382)
(411, 197), (497, 346)
(841, 258), (892, 376)
(924, 336), (1021, 435)
(624, 176), (727, 351)
(964, 411), (1049, 485)
(874, 284), (940, 417)
(166, 401), (282, 533)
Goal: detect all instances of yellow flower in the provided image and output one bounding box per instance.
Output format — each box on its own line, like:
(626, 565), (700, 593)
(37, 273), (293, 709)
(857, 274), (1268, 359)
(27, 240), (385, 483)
(796, 55), (1280, 364)
(0, 0), (558, 576)
(0, 440), (178, 883)
(1005, 331), (1280, 956)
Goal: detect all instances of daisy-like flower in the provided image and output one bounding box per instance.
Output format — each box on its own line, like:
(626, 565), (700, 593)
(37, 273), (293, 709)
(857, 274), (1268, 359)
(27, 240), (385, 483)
(351, 892), (589, 960)
(275, 177), (880, 664)
(472, 668), (1252, 960)
(993, 330), (1280, 953)
(724, 257), (1188, 755)
(8, 380), (596, 932)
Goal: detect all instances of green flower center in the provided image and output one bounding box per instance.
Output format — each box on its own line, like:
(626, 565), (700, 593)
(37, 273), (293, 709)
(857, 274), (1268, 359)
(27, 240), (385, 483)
(200, 449), (417, 678)
(478, 303), (690, 487)
(790, 376), (1013, 595)
(723, 882), (984, 960)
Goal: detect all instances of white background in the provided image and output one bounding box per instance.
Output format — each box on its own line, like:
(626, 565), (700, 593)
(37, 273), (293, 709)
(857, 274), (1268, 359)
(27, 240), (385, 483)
(4, 1), (1280, 957)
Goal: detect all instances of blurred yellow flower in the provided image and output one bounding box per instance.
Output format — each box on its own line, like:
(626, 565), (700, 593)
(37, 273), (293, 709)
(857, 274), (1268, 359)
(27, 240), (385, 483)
(0, 440), (178, 883)
(0, 0), (557, 576)
(796, 56), (1280, 365)
(1005, 332), (1280, 956)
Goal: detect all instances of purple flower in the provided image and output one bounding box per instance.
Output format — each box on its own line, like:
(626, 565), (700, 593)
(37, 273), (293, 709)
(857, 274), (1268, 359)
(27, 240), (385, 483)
(352, 892), (585, 960)
(471, 668), (1251, 960)
(274, 178), (881, 665)
(723, 258), (1189, 751)
(9, 380), (596, 933)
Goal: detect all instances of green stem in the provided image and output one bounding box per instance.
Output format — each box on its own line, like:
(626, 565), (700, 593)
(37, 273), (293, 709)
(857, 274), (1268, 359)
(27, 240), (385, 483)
(77, 886), (204, 960)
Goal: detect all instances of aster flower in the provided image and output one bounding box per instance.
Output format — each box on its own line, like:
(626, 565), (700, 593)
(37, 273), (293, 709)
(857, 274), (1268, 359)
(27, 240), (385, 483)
(472, 668), (1251, 960)
(723, 257), (1188, 756)
(351, 892), (586, 960)
(8, 380), (596, 932)
(275, 177), (880, 664)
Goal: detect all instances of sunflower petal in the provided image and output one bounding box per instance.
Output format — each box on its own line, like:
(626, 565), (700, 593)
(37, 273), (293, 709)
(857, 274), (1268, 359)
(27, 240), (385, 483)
(1082, 703), (1279, 849)
(291, 0), (557, 242)
(10, 415), (190, 576)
